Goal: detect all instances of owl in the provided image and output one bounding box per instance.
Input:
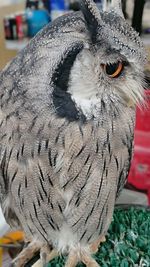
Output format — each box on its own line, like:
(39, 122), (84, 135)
(0, 0), (146, 267)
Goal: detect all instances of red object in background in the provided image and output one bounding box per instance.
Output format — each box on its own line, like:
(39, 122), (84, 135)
(16, 14), (24, 39)
(128, 90), (150, 205)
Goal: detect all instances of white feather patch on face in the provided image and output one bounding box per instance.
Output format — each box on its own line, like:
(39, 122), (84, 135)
(68, 49), (99, 98)
(68, 49), (101, 118)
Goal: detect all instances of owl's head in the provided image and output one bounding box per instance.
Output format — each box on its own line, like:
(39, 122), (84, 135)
(2, 0), (146, 122)
(65, 0), (147, 119)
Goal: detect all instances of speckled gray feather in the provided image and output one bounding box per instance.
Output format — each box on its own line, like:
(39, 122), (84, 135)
(0, 0), (146, 266)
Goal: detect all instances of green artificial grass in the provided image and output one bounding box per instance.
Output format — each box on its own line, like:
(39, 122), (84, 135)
(46, 206), (150, 267)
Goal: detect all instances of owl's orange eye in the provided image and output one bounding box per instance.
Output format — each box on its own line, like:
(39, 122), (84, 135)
(103, 62), (124, 78)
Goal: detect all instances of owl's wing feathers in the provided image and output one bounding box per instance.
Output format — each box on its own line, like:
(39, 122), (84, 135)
(116, 140), (133, 198)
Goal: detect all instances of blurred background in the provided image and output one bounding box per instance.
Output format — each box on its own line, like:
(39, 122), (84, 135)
(0, 0), (150, 266)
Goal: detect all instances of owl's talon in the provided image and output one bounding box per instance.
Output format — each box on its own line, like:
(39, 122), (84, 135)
(41, 252), (47, 266)
(11, 240), (41, 267)
(81, 252), (99, 267)
(31, 259), (43, 267)
(64, 252), (78, 267)
(46, 249), (58, 262)
(64, 249), (100, 267)
(32, 249), (58, 267)
(90, 236), (106, 254)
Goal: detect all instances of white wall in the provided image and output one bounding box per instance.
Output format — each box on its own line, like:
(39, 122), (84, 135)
(0, 0), (24, 7)
(0, 207), (10, 237)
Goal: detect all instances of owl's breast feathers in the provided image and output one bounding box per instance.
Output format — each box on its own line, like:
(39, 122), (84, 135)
(0, 106), (134, 248)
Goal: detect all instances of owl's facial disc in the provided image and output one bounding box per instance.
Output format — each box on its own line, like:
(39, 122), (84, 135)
(67, 46), (145, 120)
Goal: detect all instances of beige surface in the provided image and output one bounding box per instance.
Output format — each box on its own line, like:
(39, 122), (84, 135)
(117, 189), (148, 205)
(0, 3), (24, 70)
(0, 0), (24, 7)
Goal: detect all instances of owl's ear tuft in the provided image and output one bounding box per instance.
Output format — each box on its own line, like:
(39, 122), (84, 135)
(103, 0), (124, 17)
(111, 0), (124, 17)
(79, 0), (102, 42)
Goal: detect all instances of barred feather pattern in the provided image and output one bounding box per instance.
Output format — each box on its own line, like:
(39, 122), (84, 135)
(0, 1), (145, 258)
(0, 97), (134, 251)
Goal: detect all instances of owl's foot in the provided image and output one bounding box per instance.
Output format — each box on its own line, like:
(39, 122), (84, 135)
(10, 240), (41, 267)
(31, 244), (102, 267)
(64, 250), (100, 267)
(81, 252), (99, 267)
(27, 235), (106, 267)
(64, 251), (78, 267)
(32, 248), (58, 267)
(90, 235), (106, 253)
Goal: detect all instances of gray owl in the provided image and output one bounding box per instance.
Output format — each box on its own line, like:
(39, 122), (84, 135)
(0, 0), (146, 266)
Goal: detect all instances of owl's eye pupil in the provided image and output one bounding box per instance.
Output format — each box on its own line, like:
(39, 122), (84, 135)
(106, 63), (119, 75)
(103, 61), (124, 78)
